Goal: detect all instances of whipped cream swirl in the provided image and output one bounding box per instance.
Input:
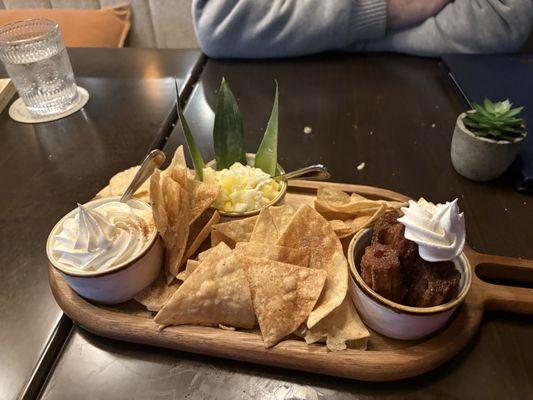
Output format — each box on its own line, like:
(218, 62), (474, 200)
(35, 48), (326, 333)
(398, 198), (465, 262)
(52, 201), (154, 271)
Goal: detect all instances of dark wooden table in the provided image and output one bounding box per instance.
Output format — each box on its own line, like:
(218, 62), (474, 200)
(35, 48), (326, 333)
(0, 48), (203, 400)
(36, 54), (533, 400)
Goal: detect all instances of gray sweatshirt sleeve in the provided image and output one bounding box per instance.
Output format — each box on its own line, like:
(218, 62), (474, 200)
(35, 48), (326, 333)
(192, 0), (388, 58)
(359, 0), (533, 56)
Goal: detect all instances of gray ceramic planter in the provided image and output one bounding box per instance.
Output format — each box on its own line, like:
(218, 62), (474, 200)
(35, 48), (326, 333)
(451, 113), (526, 181)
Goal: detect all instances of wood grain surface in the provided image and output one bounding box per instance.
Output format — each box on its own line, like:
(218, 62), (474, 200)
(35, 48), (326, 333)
(39, 53), (533, 400)
(48, 181), (533, 382)
(0, 48), (203, 400)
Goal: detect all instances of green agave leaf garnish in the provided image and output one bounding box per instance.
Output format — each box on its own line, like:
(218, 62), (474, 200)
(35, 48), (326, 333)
(255, 81), (279, 176)
(213, 78), (246, 170)
(175, 80), (205, 180)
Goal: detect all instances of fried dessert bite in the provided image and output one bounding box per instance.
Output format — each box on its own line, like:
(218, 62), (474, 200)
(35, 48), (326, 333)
(403, 260), (460, 307)
(362, 210), (461, 307)
(361, 244), (405, 303)
(372, 210), (416, 264)
(372, 210), (403, 245)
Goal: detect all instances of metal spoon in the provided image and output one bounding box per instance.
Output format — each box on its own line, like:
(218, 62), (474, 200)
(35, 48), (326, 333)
(120, 149), (166, 203)
(272, 164), (330, 181)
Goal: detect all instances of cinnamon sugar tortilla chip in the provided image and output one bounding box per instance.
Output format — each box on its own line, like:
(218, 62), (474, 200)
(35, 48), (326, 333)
(329, 204), (387, 239)
(109, 166), (150, 197)
(95, 185), (112, 199)
(154, 254), (255, 329)
(197, 241), (232, 265)
(303, 296), (369, 351)
(180, 210), (221, 266)
(250, 207), (277, 243)
(167, 165), (188, 195)
(177, 240), (231, 283)
(211, 216), (258, 248)
(210, 230), (226, 247)
(250, 205), (294, 243)
(242, 255), (326, 348)
(96, 166), (150, 201)
(179, 242), (230, 282)
(96, 146), (205, 204)
(165, 146), (188, 186)
(134, 192), (150, 203)
(277, 205), (348, 329)
(197, 247), (213, 261)
(269, 204), (296, 235)
(328, 220), (354, 237)
(315, 187), (405, 220)
(150, 169), (190, 280)
(134, 269), (180, 312)
(186, 178), (220, 224)
(166, 147), (219, 224)
(176, 259), (200, 282)
(149, 170), (168, 235)
(234, 242), (309, 268)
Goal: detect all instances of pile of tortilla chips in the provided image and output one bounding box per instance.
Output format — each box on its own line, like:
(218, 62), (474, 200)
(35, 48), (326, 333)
(95, 145), (220, 284)
(154, 204), (369, 351)
(96, 159), (371, 352)
(315, 187), (406, 238)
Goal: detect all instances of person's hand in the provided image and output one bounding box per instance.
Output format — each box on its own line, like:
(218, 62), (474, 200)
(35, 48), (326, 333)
(387, 0), (451, 30)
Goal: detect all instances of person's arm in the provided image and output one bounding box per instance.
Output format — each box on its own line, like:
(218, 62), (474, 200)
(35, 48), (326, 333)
(193, 0), (387, 58)
(193, 0), (454, 58)
(360, 0), (533, 56)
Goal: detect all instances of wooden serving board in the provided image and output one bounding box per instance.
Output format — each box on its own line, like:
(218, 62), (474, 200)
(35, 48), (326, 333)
(49, 181), (533, 381)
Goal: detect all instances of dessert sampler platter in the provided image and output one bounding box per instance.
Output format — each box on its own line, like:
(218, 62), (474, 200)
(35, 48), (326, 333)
(47, 81), (533, 381)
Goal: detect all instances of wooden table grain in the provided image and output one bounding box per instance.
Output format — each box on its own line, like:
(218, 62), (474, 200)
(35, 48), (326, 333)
(39, 53), (533, 400)
(0, 48), (202, 400)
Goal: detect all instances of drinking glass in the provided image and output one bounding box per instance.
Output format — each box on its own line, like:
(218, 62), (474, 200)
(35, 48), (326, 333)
(0, 19), (78, 116)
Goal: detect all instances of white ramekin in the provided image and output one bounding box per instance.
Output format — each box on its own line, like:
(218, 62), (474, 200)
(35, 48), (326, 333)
(46, 196), (163, 304)
(348, 228), (472, 340)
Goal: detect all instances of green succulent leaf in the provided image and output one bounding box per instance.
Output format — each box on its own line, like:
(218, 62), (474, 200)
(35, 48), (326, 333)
(213, 78), (246, 170)
(483, 98), (496, 113)
(175, 80), (205, 180)
(464, 98), (526, 141)
(255, 81), (279, 176)
(502, 106), (524, 118)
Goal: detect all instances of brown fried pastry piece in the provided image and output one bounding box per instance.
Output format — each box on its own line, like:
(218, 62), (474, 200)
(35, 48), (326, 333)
(372, 210), (410, 253)
(372, 210), (403, 245)
(371, 210), (416, 266)
(366, 211), (461, 307)
(403, 260), (461, 307)
(360, 243), (405, 303)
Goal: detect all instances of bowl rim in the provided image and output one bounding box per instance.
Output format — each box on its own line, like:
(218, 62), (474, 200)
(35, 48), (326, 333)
(205, 153), (288, 218)
(46, 196), (159, 278)
(348, 228), (472, 315)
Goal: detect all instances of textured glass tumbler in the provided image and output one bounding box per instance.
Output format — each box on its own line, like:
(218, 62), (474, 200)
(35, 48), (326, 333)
(0, 19), (78, 116)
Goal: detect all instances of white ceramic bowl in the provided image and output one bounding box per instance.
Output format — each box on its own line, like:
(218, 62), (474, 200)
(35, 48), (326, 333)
(46, 197), (163, 304)
(348, 229), (472, 340)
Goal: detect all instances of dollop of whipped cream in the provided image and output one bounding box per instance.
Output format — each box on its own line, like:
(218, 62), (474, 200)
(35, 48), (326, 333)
(397, 198), (465, 262)
(52, 201), (154, 271)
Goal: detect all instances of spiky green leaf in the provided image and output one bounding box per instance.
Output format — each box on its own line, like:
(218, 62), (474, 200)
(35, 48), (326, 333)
(255, 81), (279, 176)
(175, 80), (205, 180)
(213, 78), (246, 170)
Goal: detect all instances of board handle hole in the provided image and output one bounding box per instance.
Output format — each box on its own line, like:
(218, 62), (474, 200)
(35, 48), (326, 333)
(475, 263), (533, 289)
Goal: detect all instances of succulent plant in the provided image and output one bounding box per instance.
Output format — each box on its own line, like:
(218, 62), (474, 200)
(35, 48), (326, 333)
(463, 98), (526, 141)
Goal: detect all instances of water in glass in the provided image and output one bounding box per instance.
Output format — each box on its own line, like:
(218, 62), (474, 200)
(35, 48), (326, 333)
(0, 19), (78, 116)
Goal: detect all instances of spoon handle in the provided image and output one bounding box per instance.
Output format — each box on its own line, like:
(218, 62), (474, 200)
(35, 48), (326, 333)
(273, 164), (331, 181)
(120, 149), (166, 203)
